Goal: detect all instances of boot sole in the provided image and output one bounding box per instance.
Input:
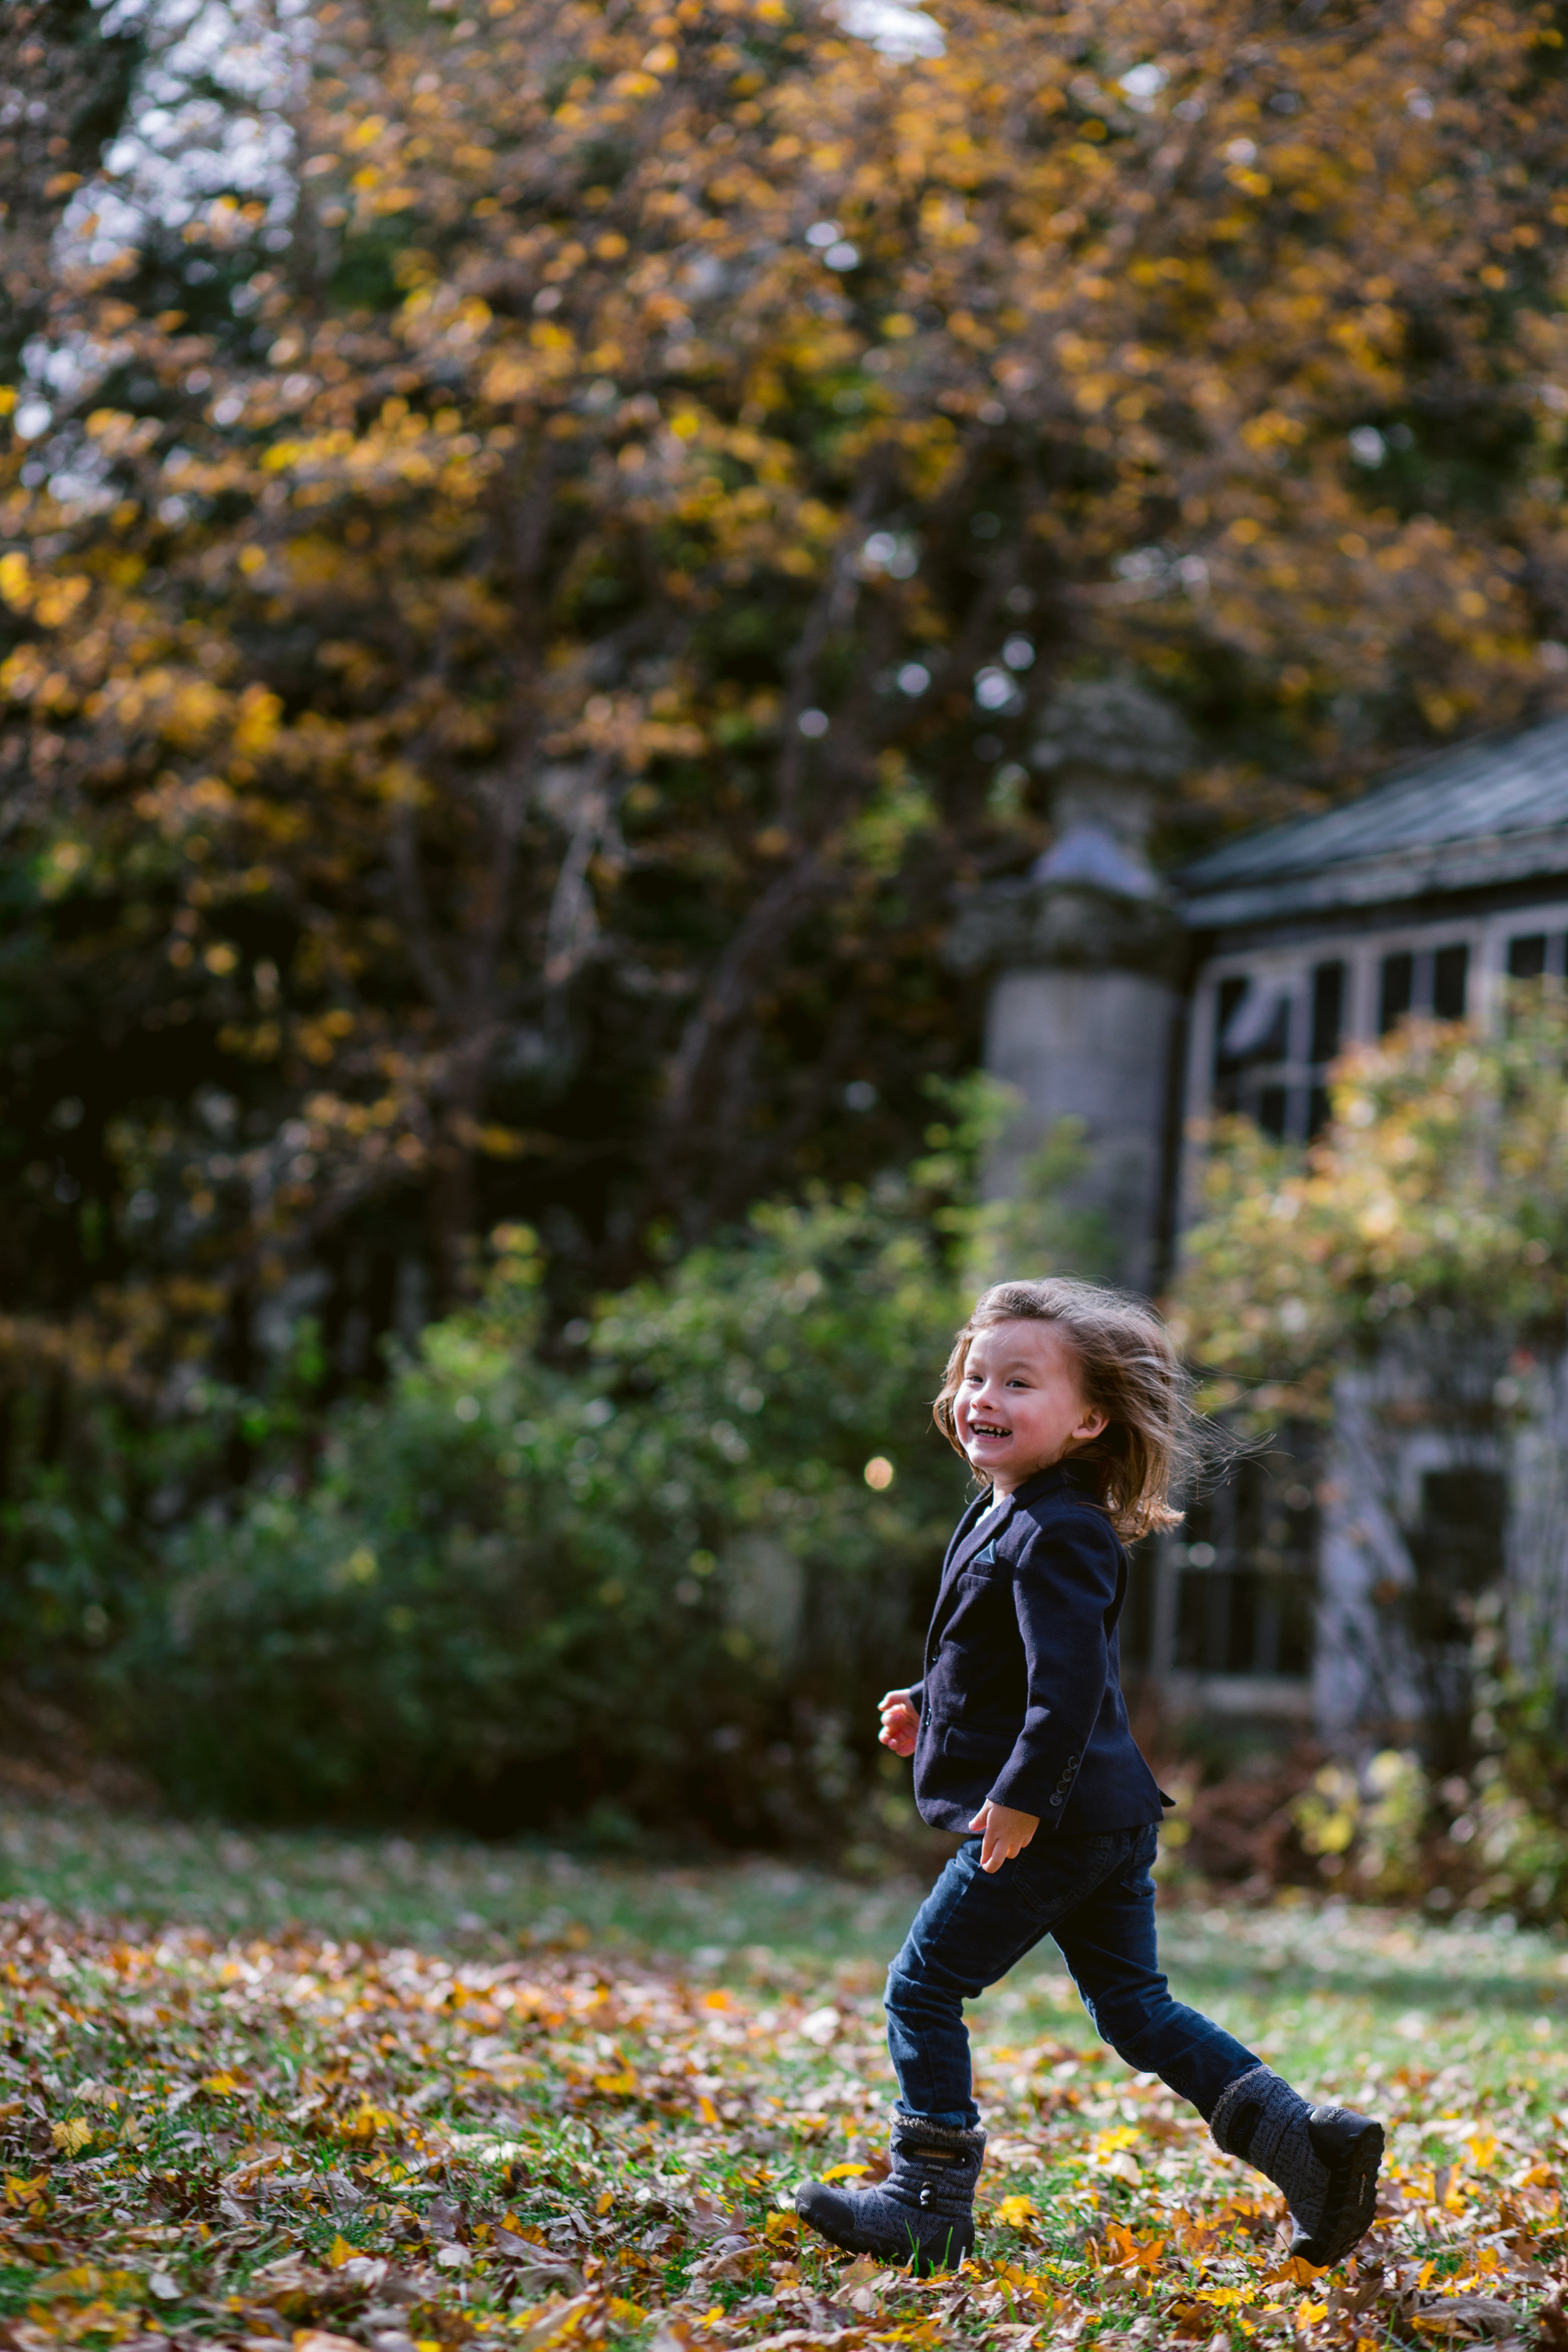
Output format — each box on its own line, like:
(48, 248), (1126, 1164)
(1290, 2111), (1384, 2267)
(795, 2183), (973, 2274)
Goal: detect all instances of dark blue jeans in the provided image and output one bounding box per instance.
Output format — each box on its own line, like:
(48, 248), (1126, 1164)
(884, 1823), (1258, 2131)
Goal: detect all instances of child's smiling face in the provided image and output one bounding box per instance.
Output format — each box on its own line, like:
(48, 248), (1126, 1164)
(955, 1316), (1108, 1495)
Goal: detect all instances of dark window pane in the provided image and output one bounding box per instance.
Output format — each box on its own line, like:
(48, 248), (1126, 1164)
(1433, 942), (1468, 1020)
(1169, 1444), (1319, 1680)
(1214, 975), (1248, 1079)
(1255, 997), (1291, 1061)
(1410, 1469), (1505, 1611)
(1307, 1084), (1332, 1136)
(1118, 1540), (1157, 1670)
(1218, 977), (1291, 1076)
(1258, 1084), (1289, 1138)
(1310, 960), (1345, 1062)
(1403, 1467), (1507, 1769)
(1508, 933), (1548, 980)
(1379, 950), (1414, 1033)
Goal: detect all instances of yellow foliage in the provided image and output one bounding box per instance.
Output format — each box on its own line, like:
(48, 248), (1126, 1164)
(4, 0), (1565, 1344)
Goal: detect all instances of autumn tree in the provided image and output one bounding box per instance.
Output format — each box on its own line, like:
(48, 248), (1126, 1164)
(4, 0), (1568, 1409)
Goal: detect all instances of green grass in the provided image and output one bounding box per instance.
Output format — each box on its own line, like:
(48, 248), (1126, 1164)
(6, 1796), (1567, 2108)
(5, 1799), (1568, 2348)
(0, 1798), (925, 1962)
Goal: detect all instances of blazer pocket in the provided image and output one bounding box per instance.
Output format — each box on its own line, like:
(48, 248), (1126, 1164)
(939, 1722), (1014, 1761)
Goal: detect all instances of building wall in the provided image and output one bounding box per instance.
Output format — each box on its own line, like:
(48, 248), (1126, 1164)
(1175, 891), (1568, 1738)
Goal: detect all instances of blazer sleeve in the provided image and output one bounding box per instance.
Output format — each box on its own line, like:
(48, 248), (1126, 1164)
(985, 1509), (1120, 1824)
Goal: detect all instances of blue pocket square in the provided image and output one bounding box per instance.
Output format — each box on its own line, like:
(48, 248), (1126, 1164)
(970, 1540), (998, 1565)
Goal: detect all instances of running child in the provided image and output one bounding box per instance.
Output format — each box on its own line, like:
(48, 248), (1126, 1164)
(796, 1276), (1383, 2274)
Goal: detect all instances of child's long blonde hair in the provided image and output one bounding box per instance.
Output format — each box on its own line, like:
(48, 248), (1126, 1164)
(933, 1276), (1195, 1540)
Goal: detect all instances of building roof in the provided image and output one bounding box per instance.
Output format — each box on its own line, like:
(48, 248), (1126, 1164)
(1178, 711), (1568, 929)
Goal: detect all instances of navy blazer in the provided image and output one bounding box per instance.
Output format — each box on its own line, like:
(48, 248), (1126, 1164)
(907, 1461), (1168, 1836)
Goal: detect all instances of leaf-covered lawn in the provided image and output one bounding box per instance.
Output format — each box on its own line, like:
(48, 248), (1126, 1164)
(4, 1807), (1568, 2351)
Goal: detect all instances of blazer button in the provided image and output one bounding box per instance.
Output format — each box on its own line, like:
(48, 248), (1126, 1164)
(1049, 1793), (1063, 1806)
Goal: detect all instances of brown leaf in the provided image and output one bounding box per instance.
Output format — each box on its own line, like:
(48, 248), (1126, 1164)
(1537, 2287), (1568, 2350)
(504, 2260), (588, 2301)
(647, 2321), (705, 2352)
(686, 2195), (738, 2242)
(836, 2259), (879, 2293)
(1410, 2292), (1519, 2338)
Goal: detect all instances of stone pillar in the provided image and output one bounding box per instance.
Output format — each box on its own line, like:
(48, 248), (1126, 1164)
(949, 680), (1193, 1295)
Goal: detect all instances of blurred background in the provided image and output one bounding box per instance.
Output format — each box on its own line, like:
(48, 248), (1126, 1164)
(7, 0), (1568, 1925)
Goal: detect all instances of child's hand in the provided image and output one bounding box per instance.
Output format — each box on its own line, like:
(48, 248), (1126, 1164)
(877, 1689), (920, 1757)
(969, 1800), (1039, 1872)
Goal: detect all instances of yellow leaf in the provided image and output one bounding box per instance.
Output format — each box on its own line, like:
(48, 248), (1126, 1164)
(0, 552), (31, 610)
(697, 2094), (719, 2124)
(1299, 2302), (1328, 2324)
(820, 2163), (870, 2182)
(341, 2102), (395, 2141)
(995, 2194), (1037, 2226)
(201, 2073), (243, 2097)
(326, 2235), (361, 2269)
(50, 2119), (93, 2155)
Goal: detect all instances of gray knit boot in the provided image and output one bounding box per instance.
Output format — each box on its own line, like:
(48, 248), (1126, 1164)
(796, 2109), (984, 2274)
(1210, 2065), (1383, 2266)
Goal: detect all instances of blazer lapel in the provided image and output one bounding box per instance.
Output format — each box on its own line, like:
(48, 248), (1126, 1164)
(940, 1488), (993, 1576)
(943, 1490), (1016, 1586)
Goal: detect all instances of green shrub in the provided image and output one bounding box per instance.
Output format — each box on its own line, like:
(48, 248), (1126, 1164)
(106, 1096), (1104, 1833)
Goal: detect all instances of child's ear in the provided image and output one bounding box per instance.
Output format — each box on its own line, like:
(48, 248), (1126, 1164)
(1075, 1407), (1109, 1443)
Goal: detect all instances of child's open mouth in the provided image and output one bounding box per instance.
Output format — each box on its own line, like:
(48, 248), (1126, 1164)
(969, 1421), (1010, 1439)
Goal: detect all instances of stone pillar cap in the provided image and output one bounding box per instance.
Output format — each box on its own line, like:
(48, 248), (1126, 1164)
(1030, 821), (1160, 901)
